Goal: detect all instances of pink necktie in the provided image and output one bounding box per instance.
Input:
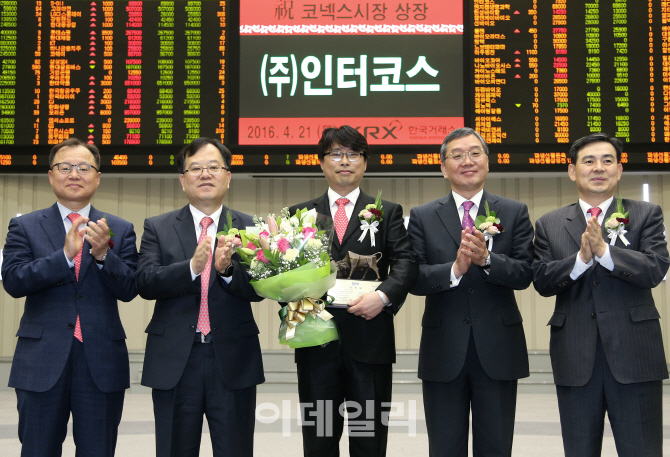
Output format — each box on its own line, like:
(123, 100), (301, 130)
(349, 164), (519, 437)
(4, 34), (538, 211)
(334, 198), (350, 244)
(462, 201), (475, 232)
(66, 213), (83, 342)
(588, 207), (602, 225)
(197, 217), (214, 335)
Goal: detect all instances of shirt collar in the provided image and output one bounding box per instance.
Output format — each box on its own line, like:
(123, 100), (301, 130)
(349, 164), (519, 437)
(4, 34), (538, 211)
(57, 201), (91, 221)
(452, 189), (484, 211)
(328, 187), (360, 208)
(189, 204), (223, 230)
(578, 196), (613, 221)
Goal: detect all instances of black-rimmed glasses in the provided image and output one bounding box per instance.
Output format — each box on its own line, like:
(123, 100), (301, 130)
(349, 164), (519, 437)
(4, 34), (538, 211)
(51, 163), (99, 175)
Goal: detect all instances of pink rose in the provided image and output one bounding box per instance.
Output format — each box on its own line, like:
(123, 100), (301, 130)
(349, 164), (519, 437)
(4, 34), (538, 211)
(246, 241), (257, 250)
(303, 227), (317, 240)
(257, 249), (270, 264)
(277, 238), (290, 253)
(363, 211), (373, 219)
(232, 235), (242, 248)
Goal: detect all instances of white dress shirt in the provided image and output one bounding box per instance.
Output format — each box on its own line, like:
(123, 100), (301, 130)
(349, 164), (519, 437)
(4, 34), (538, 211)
(327, 187), (390, 307)
(450, 189), (484, 286)
(58, 201), (102, 270)
(188, 204), (232, 284)
(570, 197), (615, 279)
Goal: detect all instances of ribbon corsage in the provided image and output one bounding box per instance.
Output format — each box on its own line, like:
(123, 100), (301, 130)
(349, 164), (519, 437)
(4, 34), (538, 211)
(604, 197), (630, 246)
(474, 200), (504, 251)
(285, 297), (334, 340)
(358, 190), (384, 247)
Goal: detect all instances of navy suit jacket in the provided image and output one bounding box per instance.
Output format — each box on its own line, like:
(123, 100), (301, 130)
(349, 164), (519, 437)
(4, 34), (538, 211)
(408, 191), (532, 382)
(137, 205), (265, 391)
(533, 199), (669, 386)
(3, 203), (138, 393)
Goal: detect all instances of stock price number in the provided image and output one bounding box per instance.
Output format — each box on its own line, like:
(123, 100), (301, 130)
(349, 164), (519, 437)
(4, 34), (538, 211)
(497, 153), (510, 164)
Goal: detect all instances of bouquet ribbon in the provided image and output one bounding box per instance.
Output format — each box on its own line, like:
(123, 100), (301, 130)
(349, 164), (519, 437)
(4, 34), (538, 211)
(285, 297), (334, 340)
(608, 225), (630, 246)
(358, 220), (380, 247)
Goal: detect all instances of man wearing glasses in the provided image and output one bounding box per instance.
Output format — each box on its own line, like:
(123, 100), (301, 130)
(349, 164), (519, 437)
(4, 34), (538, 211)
(136, 137), (264, 457)
(288, 125), (417, 457)
(407, 127), (533, 457)
(2, 138), (138, 456)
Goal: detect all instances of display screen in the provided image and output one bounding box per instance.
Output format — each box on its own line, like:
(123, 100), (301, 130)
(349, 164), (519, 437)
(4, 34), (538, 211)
(468, 0), (662, 145)
(238, 0), (463, 146)
(0, 1), (667, 173)
(0, 0), (227, 148)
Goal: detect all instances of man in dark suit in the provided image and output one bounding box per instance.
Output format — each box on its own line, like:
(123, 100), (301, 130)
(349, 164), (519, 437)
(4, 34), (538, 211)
(532, 133), (669, 457)
(288, 125), (417, 457)
(2, 138), (138, 457)
(407, 127), (533, 457)
(136, 137), (264, 457)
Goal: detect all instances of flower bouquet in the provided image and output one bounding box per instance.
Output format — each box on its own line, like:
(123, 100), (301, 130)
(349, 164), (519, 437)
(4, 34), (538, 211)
(218, 208), (339, 348)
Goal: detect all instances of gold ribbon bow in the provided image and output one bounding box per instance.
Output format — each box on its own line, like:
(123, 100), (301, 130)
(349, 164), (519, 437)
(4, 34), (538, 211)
(285, 297), (334, 340)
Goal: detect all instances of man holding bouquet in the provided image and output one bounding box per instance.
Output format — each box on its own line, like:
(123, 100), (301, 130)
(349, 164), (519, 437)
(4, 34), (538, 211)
(136, 138), (264, 457)
(289, 125), (418, 457)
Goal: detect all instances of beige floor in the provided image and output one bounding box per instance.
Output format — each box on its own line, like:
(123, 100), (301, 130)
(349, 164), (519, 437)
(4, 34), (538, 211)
(0, 391), (668, 456)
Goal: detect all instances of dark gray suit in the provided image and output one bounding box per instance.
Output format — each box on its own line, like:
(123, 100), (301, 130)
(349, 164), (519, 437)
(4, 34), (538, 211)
(408, 191), (532, 457)
(533, 199), (669, 456)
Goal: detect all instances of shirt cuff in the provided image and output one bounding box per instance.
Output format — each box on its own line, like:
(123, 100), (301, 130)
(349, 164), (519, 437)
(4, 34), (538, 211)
(220, 274), (233, 284)
(570, 254), (593, 280)
(64, 250), (75, 268)
(450, 264), (462, 288)
(376, 290), (391, 307)
(190, 260), (200, 282)
(594, 245), (614, 271)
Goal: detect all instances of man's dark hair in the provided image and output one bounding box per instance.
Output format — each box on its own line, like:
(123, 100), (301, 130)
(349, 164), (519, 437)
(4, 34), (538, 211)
(440, 127), (489, 163)
(49, 138), (101, 169)
(176, 137), (232, 173)
(316, 125), (370, 161)
(568, 133), (623, 163)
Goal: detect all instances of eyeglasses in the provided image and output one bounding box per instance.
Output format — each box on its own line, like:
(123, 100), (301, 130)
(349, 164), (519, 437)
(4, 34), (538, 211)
(52, 162), (99, 175)
(324, 149), (363, 162)
(183, 165), (228, 176)
(445, 147), (487, 162)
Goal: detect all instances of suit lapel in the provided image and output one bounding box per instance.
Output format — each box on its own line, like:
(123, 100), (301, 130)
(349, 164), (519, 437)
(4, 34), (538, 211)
(174, 205), (198, 261)
(208, 206), (236, 289)
(77, 206), (103, 283)
(565, 203), (586, 248)
(40, 203), (67, 252)
(601, 198), (617, 241)
(436, 194), (462, 248)
(341, 191), (373, 246)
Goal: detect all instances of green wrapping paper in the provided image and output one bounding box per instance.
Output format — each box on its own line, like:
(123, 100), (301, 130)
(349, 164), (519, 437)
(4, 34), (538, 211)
(248, 262), (339, 348)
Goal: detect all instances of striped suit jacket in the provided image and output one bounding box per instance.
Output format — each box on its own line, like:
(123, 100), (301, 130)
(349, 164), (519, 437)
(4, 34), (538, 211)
(532, 199), (669, 386)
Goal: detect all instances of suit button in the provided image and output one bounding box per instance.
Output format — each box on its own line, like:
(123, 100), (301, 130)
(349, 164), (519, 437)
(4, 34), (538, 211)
(464, 318), (471, 325)
(592, 281), (598, 286)
(468, 288), (474, 294)
(68, 323), (74, 329)
(591, 312), (596, 319)
(189, 325), (195, 331)
(76, 294), (83, 299)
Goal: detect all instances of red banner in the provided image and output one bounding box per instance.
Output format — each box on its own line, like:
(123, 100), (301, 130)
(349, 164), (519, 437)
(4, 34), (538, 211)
(240, 0), (463, 35)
